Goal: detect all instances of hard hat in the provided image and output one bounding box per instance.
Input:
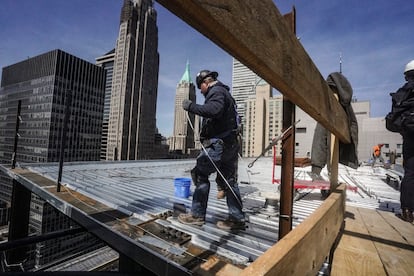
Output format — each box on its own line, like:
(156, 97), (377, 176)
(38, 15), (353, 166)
(404, 60), (414, 73)
(196, 70), (218, 89)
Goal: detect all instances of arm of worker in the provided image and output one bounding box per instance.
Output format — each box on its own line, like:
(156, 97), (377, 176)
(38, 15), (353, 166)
(182, 88), (226, 118)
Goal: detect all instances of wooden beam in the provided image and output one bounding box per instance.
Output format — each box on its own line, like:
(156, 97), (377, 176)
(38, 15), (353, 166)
(239, 184), (346, 276)
(155, 0), (351, 143)
(279, 8), (296, 239)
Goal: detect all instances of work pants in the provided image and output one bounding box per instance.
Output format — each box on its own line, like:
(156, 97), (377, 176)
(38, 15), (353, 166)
(191, 138), (245, 221)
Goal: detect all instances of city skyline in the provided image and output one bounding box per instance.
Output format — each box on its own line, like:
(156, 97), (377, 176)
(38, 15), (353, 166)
(1, 0), (413, 136)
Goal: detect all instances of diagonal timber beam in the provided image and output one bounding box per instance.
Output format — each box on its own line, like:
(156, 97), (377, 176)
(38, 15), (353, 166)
(156, 0), (351, 143)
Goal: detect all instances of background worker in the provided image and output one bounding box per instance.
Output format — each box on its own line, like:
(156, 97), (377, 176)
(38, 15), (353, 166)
(178, 70), (246, 230)
(390, 60), (414, 223)
(371, 144), (385, 167)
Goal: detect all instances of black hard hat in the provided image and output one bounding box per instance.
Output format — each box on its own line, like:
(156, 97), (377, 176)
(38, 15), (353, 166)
(196, 70), (218, 89)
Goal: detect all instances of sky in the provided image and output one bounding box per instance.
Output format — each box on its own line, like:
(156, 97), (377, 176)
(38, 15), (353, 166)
(1, 0), (413, 137)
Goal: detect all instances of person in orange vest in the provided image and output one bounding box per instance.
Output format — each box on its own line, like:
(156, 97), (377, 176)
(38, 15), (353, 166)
(371, 144), (385, 167)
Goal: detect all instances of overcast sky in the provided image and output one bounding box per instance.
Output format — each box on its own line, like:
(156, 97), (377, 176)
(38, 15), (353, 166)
(1, 0), (413, 137)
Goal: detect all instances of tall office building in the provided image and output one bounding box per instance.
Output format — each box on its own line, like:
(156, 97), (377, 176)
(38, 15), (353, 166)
(244, 81), (284, 158)
(170, 62), (196, 154)
(232, 59), (263, 156)
(0, 49), (105, 200)
(107, 0), (159, 160)
(232, 59), (261, 121)
(96, 49), (115, 160)
(0, 49), (106, 269)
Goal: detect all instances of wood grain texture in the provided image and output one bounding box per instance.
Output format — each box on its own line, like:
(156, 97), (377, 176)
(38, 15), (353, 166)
(156, 0), (351, 143)
(331, 207), (385, 275)
(239, 184), (346, 276)
(331, 206), (414, 276)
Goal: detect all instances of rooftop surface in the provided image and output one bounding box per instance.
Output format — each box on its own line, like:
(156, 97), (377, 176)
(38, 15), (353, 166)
(11, 156), (403, 271)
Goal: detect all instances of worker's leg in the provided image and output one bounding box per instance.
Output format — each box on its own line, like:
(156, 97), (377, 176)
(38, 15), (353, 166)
(400, 139), (414, 222)
(190, 139), (224, 218)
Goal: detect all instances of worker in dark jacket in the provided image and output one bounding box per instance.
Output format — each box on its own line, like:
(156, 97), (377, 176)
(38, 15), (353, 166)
(395, 60), (414, 223)
(178, 70), (245, 230)
(311, 72), (359, 177)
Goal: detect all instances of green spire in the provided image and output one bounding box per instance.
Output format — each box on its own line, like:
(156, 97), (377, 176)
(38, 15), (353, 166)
(180, 60), (192, 83)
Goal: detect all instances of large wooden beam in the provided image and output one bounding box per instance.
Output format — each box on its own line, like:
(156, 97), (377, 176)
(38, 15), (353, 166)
(156, 0), (351, 143)
(239, 184), (346, 276)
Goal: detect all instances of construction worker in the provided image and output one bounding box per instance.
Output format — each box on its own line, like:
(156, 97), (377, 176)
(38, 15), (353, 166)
(178, 70), (246, 230)
(371, 144), (385, 167)
(394, 60), (414, 223)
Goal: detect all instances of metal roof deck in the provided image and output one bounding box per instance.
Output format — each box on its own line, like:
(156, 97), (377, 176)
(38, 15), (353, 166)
(3, 157), (402, 272)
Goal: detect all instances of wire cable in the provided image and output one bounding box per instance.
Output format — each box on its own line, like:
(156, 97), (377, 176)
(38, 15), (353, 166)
(185, 112), (244, 209)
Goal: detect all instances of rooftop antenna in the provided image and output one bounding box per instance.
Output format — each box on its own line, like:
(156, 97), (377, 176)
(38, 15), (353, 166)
(339, 52), (343, 73)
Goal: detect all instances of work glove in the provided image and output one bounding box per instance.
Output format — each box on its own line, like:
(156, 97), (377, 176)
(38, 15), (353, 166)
(182, 99), (192, 111)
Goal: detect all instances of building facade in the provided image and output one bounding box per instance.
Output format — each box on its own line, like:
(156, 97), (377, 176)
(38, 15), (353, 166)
(294, 99), (403, 164)
(106, 0), (159, 160)
(0, 49), (106, 269)
(231, 59), (260, 121)
(95, 49), (115, 160)
(0, 49), (105, 201)
(244, 85), (285, 158)
(170, 62), (196, 154)
(232, 59), (270, 157)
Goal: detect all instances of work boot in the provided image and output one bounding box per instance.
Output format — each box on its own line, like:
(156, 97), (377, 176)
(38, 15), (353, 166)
(397, 208), (414, 223)
(216, 219), (246, 231)
(178, 213), (205, 226)
(217, 190), (226, 199)
(309, 173), (323, 181)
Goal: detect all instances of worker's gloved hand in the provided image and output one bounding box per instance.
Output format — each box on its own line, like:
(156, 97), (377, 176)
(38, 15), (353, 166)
(182, 99), (192, 111)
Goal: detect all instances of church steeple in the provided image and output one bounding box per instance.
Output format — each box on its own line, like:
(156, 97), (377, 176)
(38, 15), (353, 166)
(180, 60), (192, 84)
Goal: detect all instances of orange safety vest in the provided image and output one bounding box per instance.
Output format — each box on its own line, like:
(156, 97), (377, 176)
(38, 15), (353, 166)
(373, 145), (382, 157)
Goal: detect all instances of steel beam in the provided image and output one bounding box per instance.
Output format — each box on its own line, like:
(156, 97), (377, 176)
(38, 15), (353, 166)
(7, 179), (31, 264)
(0, 166), (191, 276)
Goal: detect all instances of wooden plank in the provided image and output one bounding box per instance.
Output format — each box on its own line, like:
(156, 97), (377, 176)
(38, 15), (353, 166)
(379, 210), (414, 246)
(331, 206), (385, 275)
(357, 208), (414, 276)
(238, 184), (346, 276)
(155, 0), (351, 143)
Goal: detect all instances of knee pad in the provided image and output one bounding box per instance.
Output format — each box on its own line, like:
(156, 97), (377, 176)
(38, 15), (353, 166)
(190, 167), (209, 186)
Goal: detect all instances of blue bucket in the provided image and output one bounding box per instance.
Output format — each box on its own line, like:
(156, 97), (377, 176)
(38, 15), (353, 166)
(174, 177), (191, 198)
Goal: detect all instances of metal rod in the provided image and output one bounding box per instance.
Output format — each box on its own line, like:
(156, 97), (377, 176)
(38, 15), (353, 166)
(11, 100), (22, 169)
(57, 90), (72, 192)
(0, 227), (83, 251)
(248, 120), (300, 168)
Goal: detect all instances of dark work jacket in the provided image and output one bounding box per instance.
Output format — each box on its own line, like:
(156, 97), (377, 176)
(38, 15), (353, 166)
(391, 79), (414, 135)
(186, 81), (237, 141)
(311, 72), (359, 170)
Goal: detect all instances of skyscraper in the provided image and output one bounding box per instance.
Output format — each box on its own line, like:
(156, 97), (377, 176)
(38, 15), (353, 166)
(232, 58), (264, 156)
(232, 58), (261, 121)
(171, 62), (196, 154)
(106, 0), (159, 160)
(96, 49), (115, 160)
(0, 49), (106, 269)
(0, 49), (105, 202)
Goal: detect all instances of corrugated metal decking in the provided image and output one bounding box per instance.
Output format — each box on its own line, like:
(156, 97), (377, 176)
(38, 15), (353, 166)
(6, 157), (401, 271)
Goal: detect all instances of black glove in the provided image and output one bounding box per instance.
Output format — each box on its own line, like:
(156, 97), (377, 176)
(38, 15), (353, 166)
(182, 99), (192, 111)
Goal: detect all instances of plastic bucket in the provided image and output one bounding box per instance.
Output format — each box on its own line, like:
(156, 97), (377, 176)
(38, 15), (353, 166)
(174, 177), (191, 198)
